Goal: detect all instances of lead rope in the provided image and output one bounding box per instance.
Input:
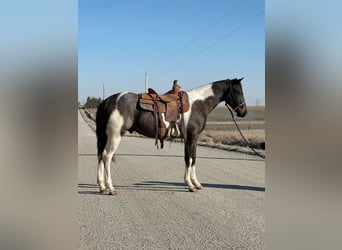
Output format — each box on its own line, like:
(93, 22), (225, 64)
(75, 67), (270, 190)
(225, 104), (265, 159)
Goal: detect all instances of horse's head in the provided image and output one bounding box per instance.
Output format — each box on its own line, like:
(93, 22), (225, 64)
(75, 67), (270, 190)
(225, 78), (247, 117)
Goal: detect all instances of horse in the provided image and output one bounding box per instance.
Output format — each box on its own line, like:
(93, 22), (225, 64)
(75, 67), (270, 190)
(95, 78), (247, 195)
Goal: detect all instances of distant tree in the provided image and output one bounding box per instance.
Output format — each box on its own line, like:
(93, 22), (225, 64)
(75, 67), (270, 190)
(85, 96), (102, 108)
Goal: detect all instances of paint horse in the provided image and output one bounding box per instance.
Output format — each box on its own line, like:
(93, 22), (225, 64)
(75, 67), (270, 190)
(96, 78), (247, 195)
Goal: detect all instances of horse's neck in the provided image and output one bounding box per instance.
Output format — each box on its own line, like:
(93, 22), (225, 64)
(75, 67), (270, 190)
(188, 83), (222, 113)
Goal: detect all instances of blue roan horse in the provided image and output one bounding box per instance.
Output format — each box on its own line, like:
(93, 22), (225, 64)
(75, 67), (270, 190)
(96, 78), (247, 195)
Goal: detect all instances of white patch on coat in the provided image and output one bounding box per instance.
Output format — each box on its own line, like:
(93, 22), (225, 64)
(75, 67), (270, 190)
(105, 92), (128, 140)
(182, 83), (215, 137)
(98, 92), (128, 193)
(187, 83), (215, 103)
(161, 113), (170, 128)
(106, 109), (124, 141)
(116, 91), (128, 104)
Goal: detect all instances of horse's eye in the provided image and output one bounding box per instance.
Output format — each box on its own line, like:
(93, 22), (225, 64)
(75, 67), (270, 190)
(234, 88), (242, 95)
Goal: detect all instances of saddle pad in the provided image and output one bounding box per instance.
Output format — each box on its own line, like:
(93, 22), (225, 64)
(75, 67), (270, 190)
(138, 102), (167, 113)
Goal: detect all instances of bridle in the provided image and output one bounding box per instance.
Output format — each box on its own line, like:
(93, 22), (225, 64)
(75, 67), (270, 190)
(226, 81), (245, 112)
(232, 101), (246, 112)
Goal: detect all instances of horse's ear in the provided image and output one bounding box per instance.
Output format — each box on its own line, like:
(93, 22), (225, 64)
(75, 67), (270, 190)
(238, 77), (244, 82)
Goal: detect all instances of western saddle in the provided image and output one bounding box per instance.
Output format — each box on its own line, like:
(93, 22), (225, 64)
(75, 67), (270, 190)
(138, 80), (190, 148)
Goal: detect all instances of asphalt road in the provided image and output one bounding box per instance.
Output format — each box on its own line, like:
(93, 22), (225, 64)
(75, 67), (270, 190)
(78, 110), (265, 249)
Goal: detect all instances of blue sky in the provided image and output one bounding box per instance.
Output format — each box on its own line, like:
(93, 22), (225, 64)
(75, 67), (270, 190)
(79, 0), (264, 105)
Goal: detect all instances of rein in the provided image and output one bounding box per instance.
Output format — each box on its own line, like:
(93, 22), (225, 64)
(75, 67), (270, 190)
(225, 103), (265, 159)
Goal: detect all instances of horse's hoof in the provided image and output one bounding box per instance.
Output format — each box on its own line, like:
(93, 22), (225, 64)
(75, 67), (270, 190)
(109, 189), (118, 195)
(100, 187), (108, 194)
(195, 185), (203, 190)
(188, 187), (197, 192)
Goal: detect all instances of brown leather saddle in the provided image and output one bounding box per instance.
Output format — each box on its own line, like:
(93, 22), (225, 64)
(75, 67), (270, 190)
(138, 80), (190, 148)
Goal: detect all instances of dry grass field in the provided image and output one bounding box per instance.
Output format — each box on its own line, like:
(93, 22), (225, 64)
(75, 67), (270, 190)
(87, 105), (265, 149)
(201, 106), (265, 149)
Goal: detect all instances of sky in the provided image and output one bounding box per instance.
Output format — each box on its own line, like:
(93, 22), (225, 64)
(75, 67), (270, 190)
(79, 0), (264, 105)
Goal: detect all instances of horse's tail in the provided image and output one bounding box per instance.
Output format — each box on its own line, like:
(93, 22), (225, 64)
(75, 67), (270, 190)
(96, 100), (108, 161)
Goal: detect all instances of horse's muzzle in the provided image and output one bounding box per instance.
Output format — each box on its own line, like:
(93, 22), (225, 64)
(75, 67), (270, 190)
(236, 106), (247, 117)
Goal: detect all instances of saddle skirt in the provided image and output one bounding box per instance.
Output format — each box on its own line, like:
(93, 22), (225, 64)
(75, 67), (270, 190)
(139, 91), (189, 121)
(138, 88), (190, 148)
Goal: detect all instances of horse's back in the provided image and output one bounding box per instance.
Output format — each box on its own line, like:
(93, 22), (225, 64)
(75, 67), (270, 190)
(96, 92), (137, 123)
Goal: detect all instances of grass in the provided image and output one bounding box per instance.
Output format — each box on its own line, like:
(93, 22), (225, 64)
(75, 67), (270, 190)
(87, 105), (265, 149)
(207, 105), (265, 122)
(199, 106), (265, 149)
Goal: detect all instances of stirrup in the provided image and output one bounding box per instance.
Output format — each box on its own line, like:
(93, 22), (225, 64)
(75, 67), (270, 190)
(169, 124), (180, 138)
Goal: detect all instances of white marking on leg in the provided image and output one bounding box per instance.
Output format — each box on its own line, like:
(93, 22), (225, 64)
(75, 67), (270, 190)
(190, 162), (203, 189)
(184, 158), (195, 191)
(102, 109), (124, 194)
(103, 141), (119, 194)
(97, 158), (106, 192)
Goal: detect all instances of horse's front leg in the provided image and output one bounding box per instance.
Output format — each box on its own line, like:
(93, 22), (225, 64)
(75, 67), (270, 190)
(184, 135), (203, 192)
(190, 159), (203, 190)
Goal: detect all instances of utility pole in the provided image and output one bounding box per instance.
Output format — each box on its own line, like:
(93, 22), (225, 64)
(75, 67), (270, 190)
(103, 83), (105, 100)
(145, 71), (149, 92)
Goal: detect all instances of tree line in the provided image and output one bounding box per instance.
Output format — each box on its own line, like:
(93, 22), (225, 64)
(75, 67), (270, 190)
(84, 96), (102, 108)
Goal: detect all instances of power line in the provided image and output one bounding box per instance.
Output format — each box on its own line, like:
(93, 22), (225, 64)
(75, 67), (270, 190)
(167, 10), (264, 73)
(147, 0), (248, 72)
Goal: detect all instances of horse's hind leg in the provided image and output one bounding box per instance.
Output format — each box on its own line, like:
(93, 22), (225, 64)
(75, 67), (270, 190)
(102, 132), (122, 195)
(97, 158), (106, 193)
(101, 109), (124, 195)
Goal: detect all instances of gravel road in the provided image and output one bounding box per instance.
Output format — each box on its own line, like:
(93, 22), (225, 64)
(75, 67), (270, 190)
(78, 110), (265, 249)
